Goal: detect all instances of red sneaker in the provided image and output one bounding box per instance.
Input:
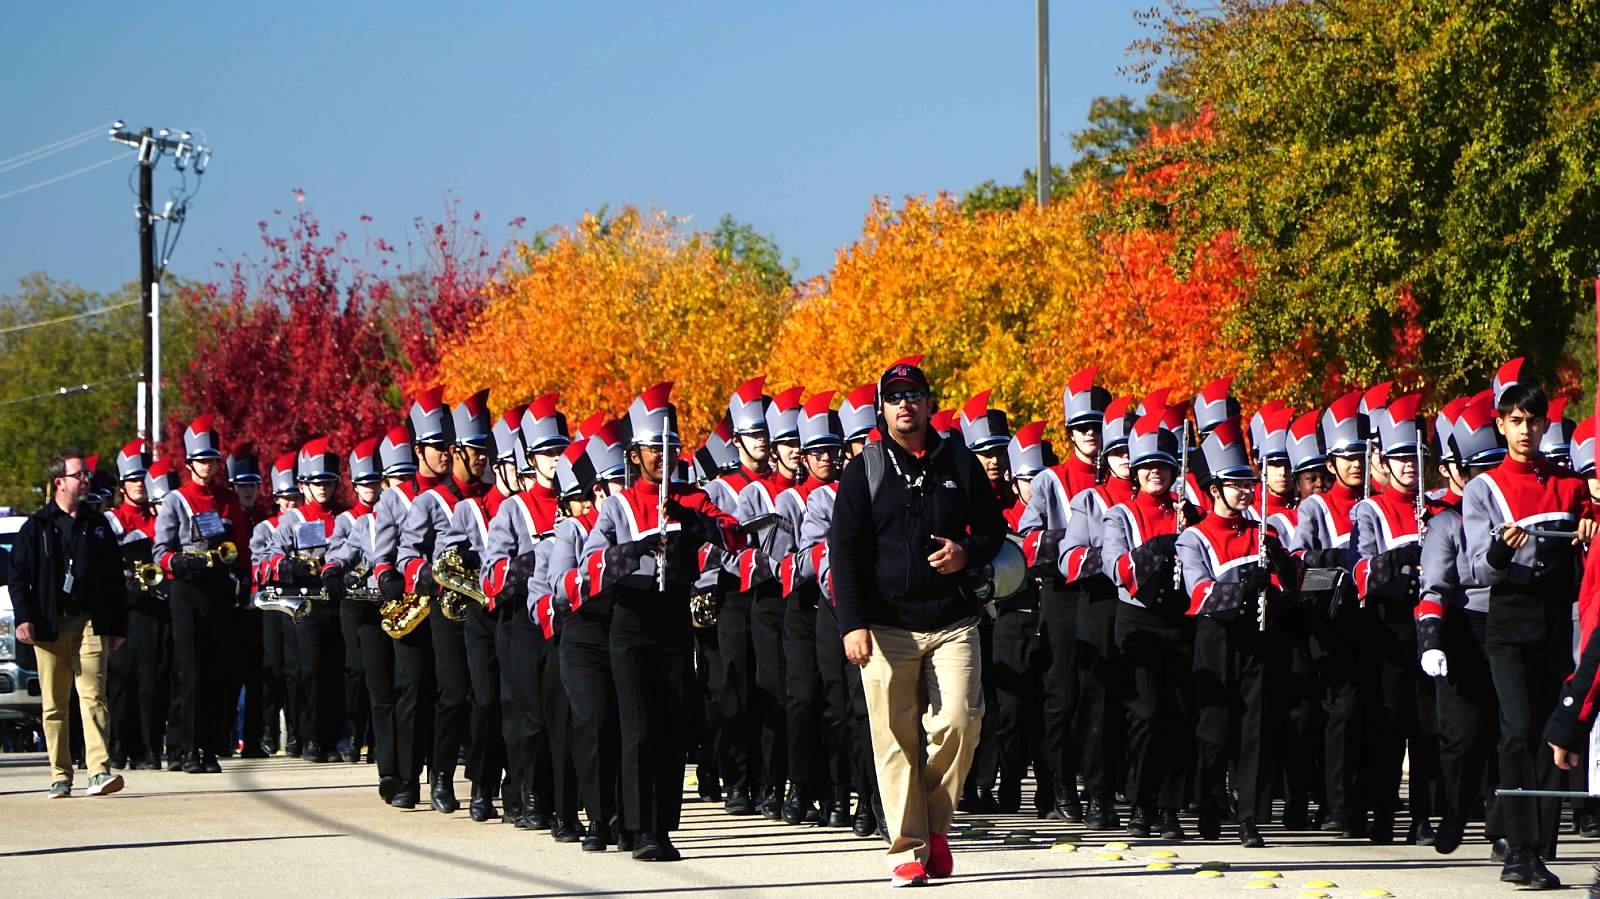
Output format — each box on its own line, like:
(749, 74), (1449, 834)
(927, 833), (953, 878)
(891, 862), (929, 887)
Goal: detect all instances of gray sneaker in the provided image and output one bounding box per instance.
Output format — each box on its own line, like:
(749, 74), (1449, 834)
(86, 772), (123, 797)
(47, 780), (71, 798)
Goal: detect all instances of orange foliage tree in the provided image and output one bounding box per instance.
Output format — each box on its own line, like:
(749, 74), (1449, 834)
(437, 207), (791, 440)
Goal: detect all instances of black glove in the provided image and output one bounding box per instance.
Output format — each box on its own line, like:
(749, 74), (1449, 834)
(1368, 544), (1422, 597)
(281, 557), (316, 587)
(1239, 562), (1271, 598)
(602, 543), (647, 590)
(322, 566), (346, 603)
(665, 501), (721, 546)
(415, 564), (439, 597)
(1486, 532), (1515, 570)
(1029, 530), (1064, 579)
(171, 554), (209, 581)
(1300, 548), (1341, 570)
(1129, 534), (1178, 591)
(343, 567), (365, 590)
(1416, 615), (1443, 654)
(619, 540), (656, 563)
(455, 547), (482, 570)
(1197, 581), (1245, 618)
(507, 550), (538, 589)
(378, 569), (405, 603)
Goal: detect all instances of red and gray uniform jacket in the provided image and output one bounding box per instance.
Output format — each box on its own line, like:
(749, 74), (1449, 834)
(1352, 487), (1448, 607)
(1016, 454), (1098, 576)
(1462, 456), (1589, 591)
(1101, 489), (1195, 613)
(1176, 512), (1295, 619)
(578, 479), (744, 600)
(152, 480), (248, 580)
(774, 479), (827, 599)
(732, 469), (801, 592)
(1415, 490), (1486, 653)
(264, 502), (339, 587)
(1288, 482), (1362, 570)
(396, 477), (489, 593)
(1056, 477), (1134, 586)
(107, 500), (158, 555)
(482, 481), (558, 613)
(370, 474), (436, 584)
(542, 508), (599, 634)
(326, 501), (376, 586)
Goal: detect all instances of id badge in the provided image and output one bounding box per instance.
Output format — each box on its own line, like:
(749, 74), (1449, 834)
(194, 511), (226, 540)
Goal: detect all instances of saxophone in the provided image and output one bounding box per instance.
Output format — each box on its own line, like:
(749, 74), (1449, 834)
(380, 592), (431, 637)
(253, 587), (311, 622)
(434, 548), (488, 621)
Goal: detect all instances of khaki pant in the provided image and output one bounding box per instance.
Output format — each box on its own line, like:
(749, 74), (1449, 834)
(35, 614), (112, 783)
(861, 617), (984, 865)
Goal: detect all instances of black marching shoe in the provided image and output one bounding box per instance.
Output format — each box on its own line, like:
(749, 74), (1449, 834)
(1159, 808), (1185, 840)
(140, 750), (162, 771)
(201, 750), (221, 773)
(391, 779), (419, 810)
(431, 772), (460, 814)
(631, 832), (681, 861)
(183, 750), (205, 774)
(341, 744), (361, 764)
(582, 823), (611, 852)
(1526, 853), (1561, 890)
(1319, 806), (1347, 833)
(1368, 811), (1395, 845)
(725, 787), (758, 816)
(378, 775), (400, 804)
(1127, 806), (1153, 838)
(167, 748), (185, 771)
(260, 730), (280, 757)
(303, 741), (327, 763)
(501, 781), (523, 824)
(1432, 818), (1463, 854)
(110, 742), (128, 770)
(1085, 798), (1119, 830)
(1238, 820), (1265, 848)
(470, 783), (499, 822)
(514, 783), (536, 828)
(1490, 837), (1509, 864)
(1500, 848), (1534, 885)
(1408, 819), (1435, 846)
(760, 785), (784, 821)
(616, 827), (636, 853)
(1197, 811), (1221, 841)
(827, 791), (853, 828)
(781, 785), (816, 825)
(285, 737), (302, 758)
(853, 799), (878, 837)
(974, 787), (1000, 814)
(553, 817), (584, 843)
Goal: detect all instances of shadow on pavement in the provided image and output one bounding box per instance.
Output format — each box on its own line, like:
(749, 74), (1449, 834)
(0, 833), (344, 858)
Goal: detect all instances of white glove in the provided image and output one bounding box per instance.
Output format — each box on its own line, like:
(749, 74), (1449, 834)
(1421, 649), (1448, 678)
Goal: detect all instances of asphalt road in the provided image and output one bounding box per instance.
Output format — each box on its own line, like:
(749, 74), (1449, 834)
(3, 753), (1598, 897)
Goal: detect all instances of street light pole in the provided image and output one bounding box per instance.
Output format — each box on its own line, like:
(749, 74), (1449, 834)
(1037, 0), (1051, 207)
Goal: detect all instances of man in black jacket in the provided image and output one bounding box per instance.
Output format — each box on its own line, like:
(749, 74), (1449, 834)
(830, 361), (1005, 888)
(9, 448), (129, 798)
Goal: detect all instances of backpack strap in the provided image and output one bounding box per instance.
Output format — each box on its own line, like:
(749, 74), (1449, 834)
(864, 442), (886, 503)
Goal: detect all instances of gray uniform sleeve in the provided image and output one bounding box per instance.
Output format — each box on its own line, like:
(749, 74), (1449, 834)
(1352, 499), (1381, 561)
(327, 512), (360, 570)
(1100, 506), (1134, 603)
(1418, 508), (1462, 620)
(796, 487), (835, 581)
(1176, 528), (1214, 605)
(527, 540), (555, 618)
(153, 491), (191, 563)
(1017, 468), (1066, 534)
(1462, 478), (1506, 587)
(1059, 489), (1104, 582)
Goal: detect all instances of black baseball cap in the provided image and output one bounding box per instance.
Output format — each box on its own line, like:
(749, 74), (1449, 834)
(879, 361), (930, 395)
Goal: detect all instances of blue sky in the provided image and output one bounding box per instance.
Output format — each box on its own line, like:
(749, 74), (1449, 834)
(0, 2), (1155, 294)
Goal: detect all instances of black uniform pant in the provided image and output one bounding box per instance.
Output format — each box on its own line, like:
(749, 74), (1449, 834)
(536, 625), (579, 824)
(499, 610), (547, 814)
(1436, 610), (1501, 832)
(1279, 606), (1323, 812)
(992, 604), (1051, 809)
(693, 622), (724, 794)
(261, 609), (300, 746)
(347, 599), (397, 779)
(1040, 583), (1080, 794)
(392, 616), (436, 783)
(430, 611), (470, 779)
(295, 600), (345, 748)
(226, 605), (264, 752)
(1193, 615), (1283, 824)
(338, 599), (369, 757)
(1359, 599), (1437, 822)
(169, 577), (232, 755)
(463, 604), (504, 789)
(751, 585), (788, 793)
(1486, 590), (1573, 856)
(611, 591), (692, 836)
(815, 602), (863, 801)
(1310, 592), (1364, 816)
(783, 589), (826, 797)
(965, 615), (1001, 800)
(1073, 579), (1122, 805)
(109, 603), (171, 758)
(717, 590), (761, 794)
(562, 611), (619, 830)
(1116, 601), (1193, 811)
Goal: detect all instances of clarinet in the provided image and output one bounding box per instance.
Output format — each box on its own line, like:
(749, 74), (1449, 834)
(657, 427), (670, 593)
(1173, 420), (1189, 592)
(1257, 462), (1269, 633)
(1414, 429), (1428, 539)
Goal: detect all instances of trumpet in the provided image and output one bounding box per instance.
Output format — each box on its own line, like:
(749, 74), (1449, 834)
(180, 540), (239, 568)
(434, 549), (490, 611)
(134, 562), (164, 588)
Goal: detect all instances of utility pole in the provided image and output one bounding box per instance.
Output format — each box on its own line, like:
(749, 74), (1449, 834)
(109, 123), (209, 452)
(1037, 0), (1051, 207)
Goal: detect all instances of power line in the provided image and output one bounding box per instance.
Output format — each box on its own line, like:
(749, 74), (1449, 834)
(0, 299), (140, 336)
(0, 373), (139, 410)
(0, 155), (126, 201)
(0, 123), (109, 171)
(0, 129), (104, 175)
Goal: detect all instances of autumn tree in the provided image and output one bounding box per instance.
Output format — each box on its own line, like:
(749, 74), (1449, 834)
(438, 206), (792, 442)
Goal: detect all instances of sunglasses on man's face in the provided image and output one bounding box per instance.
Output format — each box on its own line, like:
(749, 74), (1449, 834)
(62, 470), (91, 481)
(883, 390), (928, 406)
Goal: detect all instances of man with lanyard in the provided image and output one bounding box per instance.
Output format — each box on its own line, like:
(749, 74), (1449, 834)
(328, 435), (384, 761)
(264, 437), (346, 763)
(551, 422), (630, 851)
(376, 392), (450, 810)
(1180, 418), (1300, 848)
(1418, 391), (1508, 858)
(579, 383), (744, 861)
(1465, 361), (1594, 889)
(154, 416), (250, 775)
(1053, 395), (1136, 828)
(1290, 391), (1369, 837)
(324, 437), (400, 797)
(1019, 366), (1110, 824)
(397, 389), (496, 816)
(1352, 393), (1444, 845)
(105, 440), (165, 771)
